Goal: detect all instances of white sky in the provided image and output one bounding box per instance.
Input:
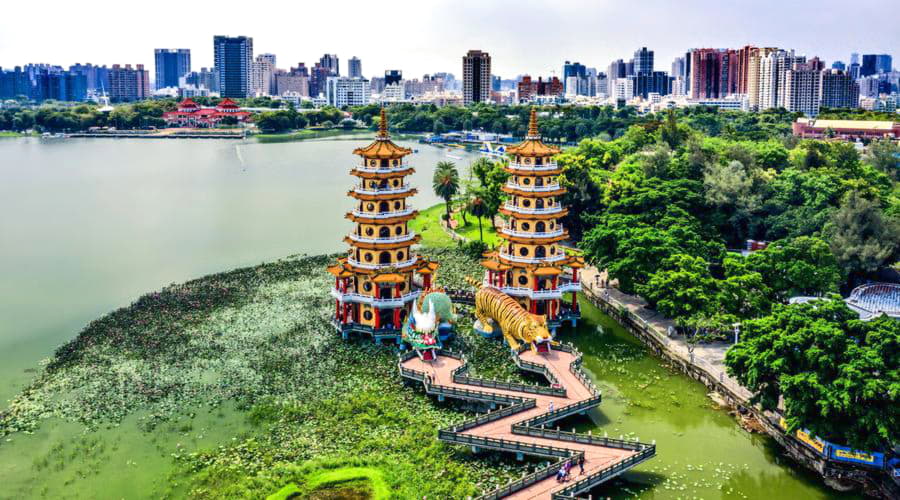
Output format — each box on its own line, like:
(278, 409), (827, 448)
(1, 0), (896, 78)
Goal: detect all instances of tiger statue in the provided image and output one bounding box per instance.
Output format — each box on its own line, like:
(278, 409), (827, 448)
(465, 277), (556, 353)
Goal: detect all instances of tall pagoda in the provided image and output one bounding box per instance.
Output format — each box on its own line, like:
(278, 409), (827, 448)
(327, 109), (440, 342)
(481, 108), (584, 333)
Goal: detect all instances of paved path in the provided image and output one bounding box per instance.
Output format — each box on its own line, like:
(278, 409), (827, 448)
(579, 267), (754, 403)
(401, 347), (651, 499)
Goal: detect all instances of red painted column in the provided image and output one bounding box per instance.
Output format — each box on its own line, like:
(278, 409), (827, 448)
(374, 307), (380, 329)
(393, 308), (401, 329)
(423, 274), (431, 289)
(335, 299), (340, 320)
(572, 269), (578, 283)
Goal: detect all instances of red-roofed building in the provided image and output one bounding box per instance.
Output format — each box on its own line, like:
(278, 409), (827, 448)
(163, 98), (252, 127)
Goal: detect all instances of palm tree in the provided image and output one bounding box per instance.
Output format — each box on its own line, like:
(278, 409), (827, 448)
(432, 161), (460, 222)
(467, 193), (488, 243)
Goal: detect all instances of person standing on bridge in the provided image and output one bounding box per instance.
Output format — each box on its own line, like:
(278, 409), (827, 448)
(548, 401), (554, 412)
(578, 454), (585, 475)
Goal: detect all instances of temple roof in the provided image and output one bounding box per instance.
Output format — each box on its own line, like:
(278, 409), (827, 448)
(506, 108), (560, 157)
(533, 265), (563, 276)
(178, 98), (199, 109)
(217, 98), (240, 109)
(481, 259), (512, 272)
(416, 259), (440, 274)
(352, 108), (412, 159)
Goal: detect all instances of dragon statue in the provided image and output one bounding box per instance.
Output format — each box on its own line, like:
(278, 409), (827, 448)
(401, 289), (457, 360)
(466, 278), (556, 354)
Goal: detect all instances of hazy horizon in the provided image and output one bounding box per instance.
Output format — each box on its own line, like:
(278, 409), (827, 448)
(1, 0), (897, 79)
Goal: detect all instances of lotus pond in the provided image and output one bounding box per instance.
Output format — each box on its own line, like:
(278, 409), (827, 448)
(0, 246), (856, 499)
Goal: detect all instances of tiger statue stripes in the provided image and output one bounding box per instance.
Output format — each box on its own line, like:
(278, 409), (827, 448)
(465, 277), (555, 353)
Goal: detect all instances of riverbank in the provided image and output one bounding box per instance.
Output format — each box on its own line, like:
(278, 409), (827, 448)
(578, 267), (895, 498)
(254, 128), (373, 143)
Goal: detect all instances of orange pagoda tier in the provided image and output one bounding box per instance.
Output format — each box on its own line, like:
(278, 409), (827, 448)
(481, 108), (584, 334)
(327, 109), (440, 343)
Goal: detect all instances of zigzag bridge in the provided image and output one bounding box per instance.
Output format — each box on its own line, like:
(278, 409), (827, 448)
(398, 343), (656, 499)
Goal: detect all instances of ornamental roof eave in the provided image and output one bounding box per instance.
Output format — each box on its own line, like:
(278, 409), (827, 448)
(352, 107), (412, 159)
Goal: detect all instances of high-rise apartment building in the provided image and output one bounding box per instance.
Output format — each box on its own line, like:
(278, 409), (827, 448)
(325, 76), (370, 107)
(782, 59), (822, 116)
(108, 64), (150, 102)
(633, 47), (654, 75)
(832, 61), (846, 71)
(517, 75), (563, 102)
(214, 36), (253, 98)
(563, 61), (587, 95)
(348, 57), (362, 78)
(690, 49), (723, 99)
(860, 54), (891, 76)
(462, 50), (491, 104)
(274, 63), (309, 96)
(250, 53), (276, 96)
(821, 69), (859, 109)
(632, 71), (671, 98)
(319, 54), (340, 75)
(154, 49), (191, 90)
(748, 48), (804, 110)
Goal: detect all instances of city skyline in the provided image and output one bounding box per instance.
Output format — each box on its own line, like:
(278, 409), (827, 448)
(1, 0), (897, 79)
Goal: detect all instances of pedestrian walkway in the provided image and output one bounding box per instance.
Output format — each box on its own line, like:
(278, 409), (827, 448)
(399, 345), (655, 499)
(579, 267), (753, 403)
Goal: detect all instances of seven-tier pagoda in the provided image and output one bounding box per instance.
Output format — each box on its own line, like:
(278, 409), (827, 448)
(481, 108), (584, 333)
(327, 109), (439, 342)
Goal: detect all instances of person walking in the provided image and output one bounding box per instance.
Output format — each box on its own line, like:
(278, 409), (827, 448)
(548, 401), (554, 412)
(578, 454), (585, 474)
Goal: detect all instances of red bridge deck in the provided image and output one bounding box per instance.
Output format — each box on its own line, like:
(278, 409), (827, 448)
(399, 346), (655, 499)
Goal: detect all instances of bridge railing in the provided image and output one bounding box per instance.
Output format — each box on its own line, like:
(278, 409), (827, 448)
(476, 454), (582, 500)
(516, 395), (602, 428)
(438, 430), (577, 459)
(550, 446), (656, 499)
(513, 424), (652, 452)
(449, 399), (535, 433)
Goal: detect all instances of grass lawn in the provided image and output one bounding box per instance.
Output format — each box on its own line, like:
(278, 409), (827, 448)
(409, 203), (456, 247)
(452, 210), (502, 247)
(0, 131), (25, 137)
(410, 203), (502, 249)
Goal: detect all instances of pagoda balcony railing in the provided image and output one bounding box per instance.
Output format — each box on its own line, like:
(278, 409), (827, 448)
(354, 162), (410, 174)
(507, 161), (559, 172)
(486, 282), (563, 300)
(502, 202), (564, 215)
(347, 256), (419, 270)
(497, 251), (567, 264)
(484, 278), (580, 299)
(499, 226), (565, 238)
(346, 233), (417, 244)
(350, 207), (416, 219)
(557, 277), (582, 293)
(330, 288), (421, 308)
(353, 184), (413, 196)
(505, 180), (561, 192)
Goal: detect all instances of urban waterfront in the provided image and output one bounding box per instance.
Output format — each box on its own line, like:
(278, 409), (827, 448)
(0, 137), (858, 499)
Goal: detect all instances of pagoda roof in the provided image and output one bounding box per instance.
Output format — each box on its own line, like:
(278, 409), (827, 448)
(372, 272), (406, 284)
(506, 108), (561, 157)
(416, 258), (440, 274)
(533, 265), (563, 276)
(481, 259), (512, 271)
(326, 259), (356, 278)
(566, 254), (586, 268)
(352, 108), (412, 159)
(178, 98), (199, 108)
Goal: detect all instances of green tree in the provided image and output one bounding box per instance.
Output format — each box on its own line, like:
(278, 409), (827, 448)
(466, 193), (488, 243)
(826, 190), (900, 277)
(432, 161), (460, 222)
(865, 138), (900, 180)
(744, 236), (842, 300)
(725, 299), (900, 450)
(638, 253), (718, 318)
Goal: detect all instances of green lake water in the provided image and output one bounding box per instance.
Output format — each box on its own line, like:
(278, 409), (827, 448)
(0, 137), (853, 499)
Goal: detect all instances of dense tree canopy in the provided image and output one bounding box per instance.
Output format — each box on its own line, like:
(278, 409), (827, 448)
(725, 299), (900, 451)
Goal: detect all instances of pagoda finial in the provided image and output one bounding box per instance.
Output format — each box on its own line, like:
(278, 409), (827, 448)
(527, 107), (539, 138)
(377, 107), (388, 139)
